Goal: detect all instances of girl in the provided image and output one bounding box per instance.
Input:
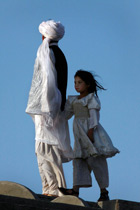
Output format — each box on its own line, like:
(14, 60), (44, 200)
(59, 70), (119, 201)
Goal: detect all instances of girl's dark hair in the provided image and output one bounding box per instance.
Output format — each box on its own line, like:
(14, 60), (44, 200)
(74, 70), (106, 96)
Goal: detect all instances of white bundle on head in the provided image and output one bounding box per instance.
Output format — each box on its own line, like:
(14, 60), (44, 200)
(39, 20), (65, 41)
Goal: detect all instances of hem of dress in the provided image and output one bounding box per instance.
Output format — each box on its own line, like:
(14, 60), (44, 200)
(74, 150), (120, 159)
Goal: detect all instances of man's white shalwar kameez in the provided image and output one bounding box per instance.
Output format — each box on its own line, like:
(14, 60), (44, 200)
(26, 20), (73, 196)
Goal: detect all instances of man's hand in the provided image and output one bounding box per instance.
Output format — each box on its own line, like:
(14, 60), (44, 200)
(87, 128), (94, 143)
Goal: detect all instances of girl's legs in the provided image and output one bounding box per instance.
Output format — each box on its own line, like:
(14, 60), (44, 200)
(58, 158), (92, 196)
(59, 156), (109, 201)
(73, 158), (92, 188)
(87, 156), (109, 201)
(87, 156), (109, 189)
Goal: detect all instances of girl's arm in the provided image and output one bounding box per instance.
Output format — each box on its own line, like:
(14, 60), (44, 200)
(87, 109), (99, 142)
(87, 128), (94, 142)
(64, 99), (74, 120)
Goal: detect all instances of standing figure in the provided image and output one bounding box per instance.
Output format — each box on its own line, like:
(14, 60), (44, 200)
(26, 20), (73, 197)
(59, 70), (119, 201)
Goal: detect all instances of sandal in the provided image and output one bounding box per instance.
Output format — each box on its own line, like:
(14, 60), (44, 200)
(98, 190), (109, 202)
(43, 193), (58, 197)
(58, 187), (79, 197)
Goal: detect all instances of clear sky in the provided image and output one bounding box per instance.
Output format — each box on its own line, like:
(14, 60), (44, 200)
(0, 0), (140, 203)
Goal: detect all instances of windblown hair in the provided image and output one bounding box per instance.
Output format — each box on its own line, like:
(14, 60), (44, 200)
(74, 70), (106, 97)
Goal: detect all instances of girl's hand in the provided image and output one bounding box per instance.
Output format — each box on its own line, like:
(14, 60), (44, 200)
(87, 128), (94, 143)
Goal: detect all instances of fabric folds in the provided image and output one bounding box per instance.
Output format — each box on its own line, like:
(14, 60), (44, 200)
(65, 93), (120, 159)
(26, 40), (73, 161)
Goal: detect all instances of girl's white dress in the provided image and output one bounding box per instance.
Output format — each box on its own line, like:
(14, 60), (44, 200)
(65, 93), (119, 159)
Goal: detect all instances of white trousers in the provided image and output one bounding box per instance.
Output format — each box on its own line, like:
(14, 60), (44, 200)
(73, 156), (109, 189)
(35, 141), (66, 196)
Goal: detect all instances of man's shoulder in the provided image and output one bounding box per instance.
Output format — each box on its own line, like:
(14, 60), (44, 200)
(50, 45), (62, 53)
(50, 45), (66, 62)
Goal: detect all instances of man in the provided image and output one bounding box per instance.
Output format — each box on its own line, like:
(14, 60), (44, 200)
(26, 20), (73, 197)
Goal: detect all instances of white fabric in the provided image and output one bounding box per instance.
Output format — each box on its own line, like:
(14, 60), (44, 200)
(34, 112), (73, 161)
(26, 40), (73, 159)
(39, 20), (65, 41)
(36, 141), (66, 196)
(64, 93), (120, 159)
(26, 39), (61, 125)
(73, 156), (109, 189)
(89, 109), (99, 129)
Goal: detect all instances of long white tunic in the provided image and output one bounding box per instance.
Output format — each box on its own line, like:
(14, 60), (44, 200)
(26, 41), (73, 162)
(65, 93), (119, 159)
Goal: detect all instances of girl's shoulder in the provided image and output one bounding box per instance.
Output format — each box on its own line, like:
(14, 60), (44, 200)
(67, 95), (78, 104)
(67, 93), (101, 110)
(87, 93), (101, 110)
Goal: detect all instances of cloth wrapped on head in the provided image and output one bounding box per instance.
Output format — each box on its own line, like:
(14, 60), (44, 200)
(39, 20), (65, 41)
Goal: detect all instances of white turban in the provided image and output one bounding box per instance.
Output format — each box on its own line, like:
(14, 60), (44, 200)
(39, 20), (65, 41)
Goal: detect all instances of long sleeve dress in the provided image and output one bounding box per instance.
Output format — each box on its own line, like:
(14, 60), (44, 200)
(65, 93), (119, 159)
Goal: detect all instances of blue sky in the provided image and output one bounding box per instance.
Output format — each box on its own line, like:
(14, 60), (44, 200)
(0, 0), (140, 202)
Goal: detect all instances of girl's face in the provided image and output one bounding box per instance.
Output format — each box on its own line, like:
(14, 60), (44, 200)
(74, 76), (89, 94)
